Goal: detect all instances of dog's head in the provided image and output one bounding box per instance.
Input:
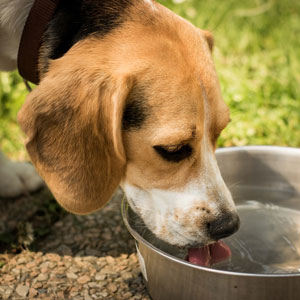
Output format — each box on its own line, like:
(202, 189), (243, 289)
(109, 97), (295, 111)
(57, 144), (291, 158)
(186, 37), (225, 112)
(18, 0), (239, 247)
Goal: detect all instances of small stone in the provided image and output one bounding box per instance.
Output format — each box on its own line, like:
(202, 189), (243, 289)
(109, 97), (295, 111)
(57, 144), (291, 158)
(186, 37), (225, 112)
(129, 253), (138, 263)
(3, 288), (13, 299)
(17, 257), (27, 264)
(102, 232), (112, 240)
(122, 272), (133, 281)
(55, 221), (64, 227)
(37, 288), (47, 294)
(68, 267), (80, 274)
(40, 262), (50, 269)
(33, 282), (43, 289)
(3, 275), (14, 282)
(57, 244), (73, 256)
(53, 267), (66, 275)
(70, 291), (79, 297)
(35, 257), (43, 265)
(26, 262), (36, 268)
(123, 292), (132, 299)
(117, 264), (127, 271)
(67, 272), (78, 279)
(88, 282), (98, 288)
(35, 252), (43, 258)
(48, 262), (57, 269)
(41, 267), (48, 273)
(30, 270), (40, 277)
(74, 257), (84, 263)
(89, 288), (97, 295)
(57, 291), (65, 298)
(11, 268), (21, 275)
(69, 287), (80, 297)
(99, 291), (108, 297)
(69, 287), (79, 293)
(77, 275), (90, 284)
(107, 283), (118, 293)
(16, 284), (29, 297)
(100, 266), (115, 275)
(95, 273), (106, 281)
(45, 253), (61, 262)
(82, 256), (97, 263)
(85, 295), (92, 300)
(37, 273), (49, 281)
(20, 273), (29, 282)
(29, 287), (38, 298)
(64, 262), (72, 268)
(98, 281), (107, 289)
(106, 256), (115, 264)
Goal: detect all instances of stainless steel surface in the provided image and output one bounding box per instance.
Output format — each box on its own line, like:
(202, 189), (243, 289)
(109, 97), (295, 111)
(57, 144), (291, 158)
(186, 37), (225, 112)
(122, 146), (300, 300)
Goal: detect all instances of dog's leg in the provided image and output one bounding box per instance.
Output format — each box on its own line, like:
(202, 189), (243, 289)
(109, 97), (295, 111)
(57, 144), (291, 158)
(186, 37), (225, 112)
(0, 150), (44, 198)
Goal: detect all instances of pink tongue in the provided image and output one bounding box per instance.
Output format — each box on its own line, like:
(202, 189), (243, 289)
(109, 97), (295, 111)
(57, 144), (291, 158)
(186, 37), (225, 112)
(187, 240), (231, 267)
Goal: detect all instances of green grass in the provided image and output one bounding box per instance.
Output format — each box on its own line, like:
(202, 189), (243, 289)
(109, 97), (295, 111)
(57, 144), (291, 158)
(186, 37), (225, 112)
(1, 0), (299, 160)
(160, 0), (300, 147)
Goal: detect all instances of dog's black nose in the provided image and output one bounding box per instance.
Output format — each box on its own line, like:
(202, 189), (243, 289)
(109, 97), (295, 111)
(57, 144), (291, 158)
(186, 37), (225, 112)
(207, 213), (240, 240)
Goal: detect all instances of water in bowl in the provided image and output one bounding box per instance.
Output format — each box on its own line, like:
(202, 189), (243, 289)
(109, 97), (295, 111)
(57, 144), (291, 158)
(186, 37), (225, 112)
(128, 190), (300, 274)
(213, 200), (300, 274)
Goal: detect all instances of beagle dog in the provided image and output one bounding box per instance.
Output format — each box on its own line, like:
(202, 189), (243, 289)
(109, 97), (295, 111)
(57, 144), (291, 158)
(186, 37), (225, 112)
(0, 0), (239, 247)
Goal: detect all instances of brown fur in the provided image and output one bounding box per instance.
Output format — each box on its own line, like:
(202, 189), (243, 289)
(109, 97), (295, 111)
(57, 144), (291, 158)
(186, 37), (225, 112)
(18, 40), (133, 214)
(18, 1), (230, 215)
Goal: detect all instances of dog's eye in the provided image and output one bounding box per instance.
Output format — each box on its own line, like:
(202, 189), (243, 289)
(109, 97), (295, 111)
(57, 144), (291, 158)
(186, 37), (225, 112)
(153, 144), (193, 162)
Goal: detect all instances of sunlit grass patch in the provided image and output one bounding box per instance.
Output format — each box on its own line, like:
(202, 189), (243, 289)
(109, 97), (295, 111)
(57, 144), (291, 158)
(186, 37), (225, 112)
(160, 0), (300, 148)
(0, 72), (29, 160)
(0, 0), (299, 160)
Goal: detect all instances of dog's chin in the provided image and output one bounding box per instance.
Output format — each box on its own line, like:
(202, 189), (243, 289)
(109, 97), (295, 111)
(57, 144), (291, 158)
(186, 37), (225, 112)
(157, 235), (214, 249)
(181, 239), (218, 249)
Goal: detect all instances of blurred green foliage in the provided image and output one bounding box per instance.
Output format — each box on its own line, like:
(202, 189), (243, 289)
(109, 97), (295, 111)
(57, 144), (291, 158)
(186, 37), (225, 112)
(0, 72), (29, 159)
(160, 0), (300, 147)
(1, 0), (299, 159)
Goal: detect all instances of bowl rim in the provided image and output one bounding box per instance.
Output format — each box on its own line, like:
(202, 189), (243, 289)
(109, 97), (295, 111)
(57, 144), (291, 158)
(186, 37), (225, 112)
(121, 146), (300, 279)
(215, 145), (300, 156)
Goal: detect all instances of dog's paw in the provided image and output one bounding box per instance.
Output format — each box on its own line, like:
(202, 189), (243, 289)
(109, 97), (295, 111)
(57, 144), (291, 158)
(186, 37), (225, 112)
(0, 152), (44, 198)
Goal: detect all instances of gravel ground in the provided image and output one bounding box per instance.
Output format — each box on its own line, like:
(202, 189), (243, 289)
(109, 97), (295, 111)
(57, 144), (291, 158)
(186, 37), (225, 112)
(0, 188), (151, 300)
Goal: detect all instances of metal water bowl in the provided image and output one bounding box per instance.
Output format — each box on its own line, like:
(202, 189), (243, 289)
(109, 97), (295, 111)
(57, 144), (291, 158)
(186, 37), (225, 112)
(122, 146), (300, 300)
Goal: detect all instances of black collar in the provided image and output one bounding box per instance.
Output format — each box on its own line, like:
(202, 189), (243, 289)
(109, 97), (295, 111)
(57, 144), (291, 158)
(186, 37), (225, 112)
(17, 0), (61, 84)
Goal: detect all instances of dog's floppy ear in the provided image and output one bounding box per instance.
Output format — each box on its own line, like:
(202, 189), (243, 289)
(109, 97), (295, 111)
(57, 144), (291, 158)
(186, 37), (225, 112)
(201, 30), (214, 52)
(18, 54), (132, 214)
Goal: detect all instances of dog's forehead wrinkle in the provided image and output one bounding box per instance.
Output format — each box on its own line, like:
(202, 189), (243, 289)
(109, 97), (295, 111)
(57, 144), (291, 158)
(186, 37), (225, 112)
(151, 125), (197, 146)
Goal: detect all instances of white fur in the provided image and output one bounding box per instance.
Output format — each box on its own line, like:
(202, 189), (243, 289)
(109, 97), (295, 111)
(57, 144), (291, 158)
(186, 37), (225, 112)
(0, 0), (34, 70)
